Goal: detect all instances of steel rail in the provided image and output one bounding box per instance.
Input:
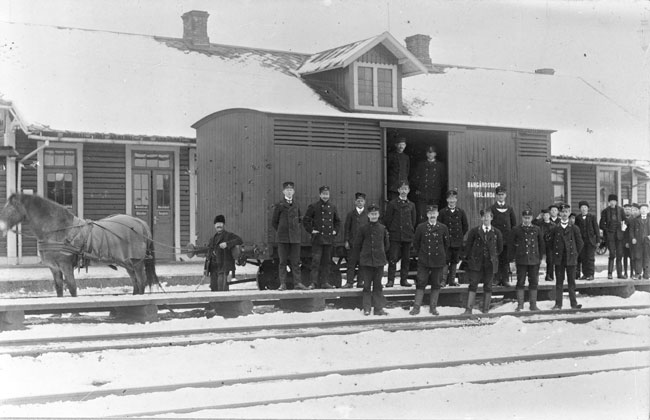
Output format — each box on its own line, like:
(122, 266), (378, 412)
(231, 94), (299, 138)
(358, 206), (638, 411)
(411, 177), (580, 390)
(2, 346), (648, 406)
(120, 364), (650, 418)
(3, 307), (648, 357)
(5, 304), (649, 346)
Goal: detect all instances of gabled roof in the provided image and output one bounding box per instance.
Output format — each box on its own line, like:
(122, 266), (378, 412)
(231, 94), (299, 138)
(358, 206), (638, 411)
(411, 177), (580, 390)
(297, 32), (428, 77)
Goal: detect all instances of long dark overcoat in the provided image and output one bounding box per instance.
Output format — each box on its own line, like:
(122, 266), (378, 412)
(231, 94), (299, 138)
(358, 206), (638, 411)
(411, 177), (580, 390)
(383, 198), (416, 242)
(512, 224), (545, 265)
(413, 221), (450, 267)
(464, 226), (503, 273)
(272, 198), (302, 243)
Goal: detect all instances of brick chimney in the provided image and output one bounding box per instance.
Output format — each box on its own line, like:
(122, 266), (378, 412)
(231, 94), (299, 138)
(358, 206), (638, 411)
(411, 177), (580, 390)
(182, 10), (210, 47)
(405, 34), (432, 66)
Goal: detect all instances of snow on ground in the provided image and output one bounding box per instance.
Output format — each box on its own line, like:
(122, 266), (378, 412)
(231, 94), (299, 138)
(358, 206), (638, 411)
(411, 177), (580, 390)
(0, 293), (648, 419)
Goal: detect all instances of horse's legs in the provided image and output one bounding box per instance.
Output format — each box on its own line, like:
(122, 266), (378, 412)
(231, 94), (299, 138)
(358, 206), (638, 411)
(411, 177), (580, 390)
(61, 264), (78, 297)
(126, 263), (146, 295)
(49, 267), (65, 297)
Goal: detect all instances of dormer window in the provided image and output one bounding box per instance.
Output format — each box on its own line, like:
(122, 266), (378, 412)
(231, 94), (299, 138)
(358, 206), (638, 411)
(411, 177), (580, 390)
(353, 62), (398, 112)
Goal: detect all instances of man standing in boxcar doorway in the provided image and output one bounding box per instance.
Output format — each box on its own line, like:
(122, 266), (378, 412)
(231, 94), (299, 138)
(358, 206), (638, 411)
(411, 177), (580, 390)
(304, 186), (341, 289)
(272, 181), (307, 290)
(387, 137), (410, 202)
(490, 186), (517, 287)
(600, 194), (626, 279)
(204, 215), (243, 292)
(412, 145), (447, 223)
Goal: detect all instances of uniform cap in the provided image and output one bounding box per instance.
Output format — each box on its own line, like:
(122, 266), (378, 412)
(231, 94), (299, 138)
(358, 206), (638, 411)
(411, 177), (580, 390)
(608, 194), (618, 202)
(578, 200), (589, 208)
(319, 185), (330, 193)
(548, 203), (560, 210)
(282, 181), (295, 189)
(640, 203), (649, 208)
(632, 203), (641, 209)
(540, 208), (550, 214)
(560, 203), (571, 211)
(495, 186), (507, 194)
(623, 203), (632, 208)
(426, 205), (439, 213)
(367, 203), (380, 212)
(395, 137), (407, 144)
(214, 215), (225, 224)
(355, 192), (366, 199)
(522, 209), (533, 216)
(446, 189), (458, 198)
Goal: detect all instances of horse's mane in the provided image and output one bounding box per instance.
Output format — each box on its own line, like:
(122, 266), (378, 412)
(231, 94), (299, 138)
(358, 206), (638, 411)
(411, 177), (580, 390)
(12, 193), (76, 232)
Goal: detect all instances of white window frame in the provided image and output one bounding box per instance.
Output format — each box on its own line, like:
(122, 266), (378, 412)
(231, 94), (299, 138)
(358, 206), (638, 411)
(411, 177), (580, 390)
(352, 62), (398, 112)
(550, 163), (571, 206)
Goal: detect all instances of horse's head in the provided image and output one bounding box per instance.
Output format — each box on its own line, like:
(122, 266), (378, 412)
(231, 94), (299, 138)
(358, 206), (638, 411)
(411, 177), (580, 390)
(0, 194), (28, 237)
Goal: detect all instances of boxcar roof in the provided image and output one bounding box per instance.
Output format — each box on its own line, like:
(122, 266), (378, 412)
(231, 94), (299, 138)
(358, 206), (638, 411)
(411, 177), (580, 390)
(1, 21), (646, 162)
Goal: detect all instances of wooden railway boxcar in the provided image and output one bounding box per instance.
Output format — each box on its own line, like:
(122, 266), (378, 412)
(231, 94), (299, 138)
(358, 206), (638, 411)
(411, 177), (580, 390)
(193, 108), (553, 288)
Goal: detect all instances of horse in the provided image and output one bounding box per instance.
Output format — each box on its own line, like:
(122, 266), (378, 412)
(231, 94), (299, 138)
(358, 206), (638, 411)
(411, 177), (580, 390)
(0, 193), (159, 296)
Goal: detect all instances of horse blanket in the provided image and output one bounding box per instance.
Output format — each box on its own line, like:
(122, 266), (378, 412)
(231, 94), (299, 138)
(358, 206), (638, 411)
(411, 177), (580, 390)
(82, 215), (149, 263)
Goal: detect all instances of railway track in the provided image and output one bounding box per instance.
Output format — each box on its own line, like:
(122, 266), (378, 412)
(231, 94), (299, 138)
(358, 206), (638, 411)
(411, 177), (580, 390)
(2, 346), (647, 409)
(2, 305), (648, 357)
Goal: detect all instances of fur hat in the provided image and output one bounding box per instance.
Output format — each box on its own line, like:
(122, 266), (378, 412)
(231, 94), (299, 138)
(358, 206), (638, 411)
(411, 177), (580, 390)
(578, 200), (589, 209)
(214, 215), (225, 224)
(608, 194), (618, 202)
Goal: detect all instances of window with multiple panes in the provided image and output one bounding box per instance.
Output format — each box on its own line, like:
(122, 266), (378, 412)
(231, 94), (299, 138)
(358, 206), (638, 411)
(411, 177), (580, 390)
(353, 62), (397, 112)
(551, 168), (568, 204)
(44, 149), (76, 212)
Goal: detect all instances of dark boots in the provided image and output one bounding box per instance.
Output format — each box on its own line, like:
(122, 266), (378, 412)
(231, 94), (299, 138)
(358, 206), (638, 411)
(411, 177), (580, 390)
(515, 289), (525, 312)
(410, 289), (424, 315)
(481, 292), (492, 313)
(608, 260), (614, 279)
(429, 289), (440, 315)
(529, 289), (540, 311)
(447, 265), (459, 286)
(464, 291), (476, 315)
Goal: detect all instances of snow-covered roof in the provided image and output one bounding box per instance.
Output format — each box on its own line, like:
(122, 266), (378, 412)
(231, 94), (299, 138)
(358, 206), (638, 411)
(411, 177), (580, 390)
(297, 32), (428, 77)
(402, 67), (649, 162)
(1, 21), (646, 162)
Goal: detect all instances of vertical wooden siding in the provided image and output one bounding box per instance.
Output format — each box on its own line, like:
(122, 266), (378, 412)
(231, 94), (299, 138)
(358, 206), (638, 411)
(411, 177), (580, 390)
(16, 135), (38, 257)
(569, 163), (596, 210)
(516, 131), (552, 216)
(196, 110), (274, 251)
(179, 147), (191, 249)
(272, 117), (382, 245)
(0, 156), (6, 257)
(83, 143), (126, 219)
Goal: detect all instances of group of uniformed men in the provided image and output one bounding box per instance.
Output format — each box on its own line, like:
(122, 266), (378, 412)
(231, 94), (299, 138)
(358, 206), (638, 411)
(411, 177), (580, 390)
(203, 139), (650, 316)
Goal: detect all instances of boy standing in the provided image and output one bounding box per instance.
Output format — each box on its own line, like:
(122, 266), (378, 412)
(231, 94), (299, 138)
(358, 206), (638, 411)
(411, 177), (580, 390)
(353, 204), (390, 316)
(512, 210), (544, 311)
(550, 204), (584, 309)
(463, 209), (503, 315)
(438, 189), (468, 286)
(410, 205), (450, 315)
(343, 192), (368, 288)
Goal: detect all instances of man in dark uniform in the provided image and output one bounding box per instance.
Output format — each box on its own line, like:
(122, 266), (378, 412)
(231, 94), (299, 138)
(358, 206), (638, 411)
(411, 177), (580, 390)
(534, 208), (555, 282)
(631, 203), (650, 279)
(622, 203), (635, 278)
(412, 145), (446, 223)
(386, 137), (410, 202)
(574, 200), (600, 281)
(550, 204), (584, 309)
(599, 194), (626, 279)
(343, 192), (368, 288)
(383, 180), (417, 287)
(303, 185), (341, 289)
(204, 215), (243, 292)
(438, 189), (468, 286)
(490, 186), (516, 287)
(353, 203), (389, 316)
(271, 181), (306, 290)
(512, 210), (544, 311)
(463, 208), (503, 315)
(410, 205), (450, 315)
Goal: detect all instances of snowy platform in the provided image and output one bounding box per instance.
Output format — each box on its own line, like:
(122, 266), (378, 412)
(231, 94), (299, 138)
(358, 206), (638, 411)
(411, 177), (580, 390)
(0, 279), (648, 330)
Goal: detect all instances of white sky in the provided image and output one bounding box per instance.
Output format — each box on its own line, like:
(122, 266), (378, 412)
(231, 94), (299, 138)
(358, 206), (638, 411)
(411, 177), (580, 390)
(0, 0), (648, 113)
